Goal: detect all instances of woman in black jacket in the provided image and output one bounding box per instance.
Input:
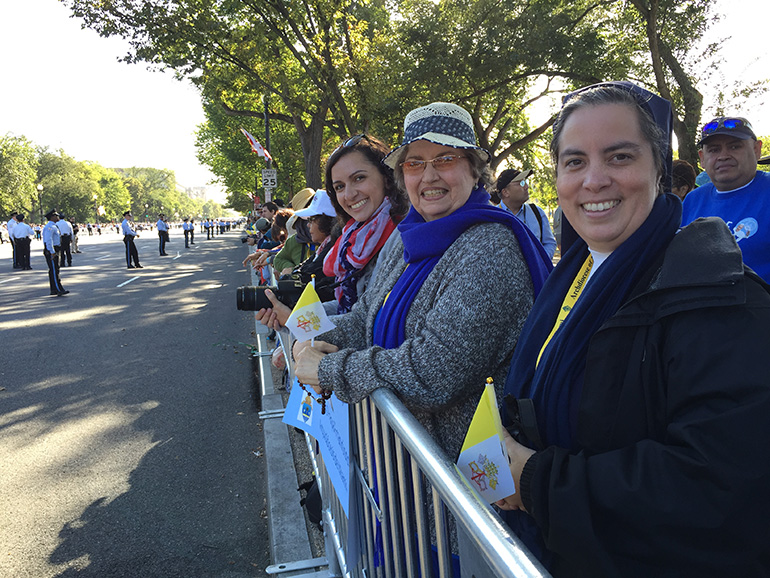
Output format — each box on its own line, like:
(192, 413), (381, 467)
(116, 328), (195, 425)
(498, 82), (770, 577)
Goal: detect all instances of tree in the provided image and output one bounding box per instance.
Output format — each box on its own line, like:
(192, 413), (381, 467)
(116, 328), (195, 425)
(63, 0), (393, 188)
(759, 136), (770, 173)
(615, 0), (710, 169)
(37, 149), (102, 223)
(195, 91), (308, 209)
(63, 0), (756, 195)
(84, 163), (132, 222)
(114, 167), (178, 216)
(0, 134), (38, 218)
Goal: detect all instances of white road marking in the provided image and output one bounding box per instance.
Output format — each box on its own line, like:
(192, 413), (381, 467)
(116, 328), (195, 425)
(117, 276), (139, 288)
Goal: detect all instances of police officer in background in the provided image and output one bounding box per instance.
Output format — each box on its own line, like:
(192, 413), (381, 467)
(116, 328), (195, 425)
(43, 209), (68, 296)
(56, 213), (74, 267)
(7, 212), (19, 269)
(156, 213), (169, 255)
(121, 210), (143, 269)
(11, 213), (33, 270)
(182, 217), (192, 248)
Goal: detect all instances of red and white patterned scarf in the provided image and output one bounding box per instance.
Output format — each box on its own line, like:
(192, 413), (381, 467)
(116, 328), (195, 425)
(323, 198), (396, 311)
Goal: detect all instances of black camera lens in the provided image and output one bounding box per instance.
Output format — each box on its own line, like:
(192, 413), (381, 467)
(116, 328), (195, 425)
(236, 286), (274, 311)
(236, 278), (305, 311)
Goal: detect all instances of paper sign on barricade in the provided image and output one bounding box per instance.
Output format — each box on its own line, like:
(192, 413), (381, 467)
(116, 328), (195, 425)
(283, 376), (351, 516)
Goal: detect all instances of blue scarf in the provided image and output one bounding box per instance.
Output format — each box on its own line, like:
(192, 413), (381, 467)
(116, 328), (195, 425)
(372, 186), (553, 349)
(502, 193), (681, 450)
(501, 193), (681, 566)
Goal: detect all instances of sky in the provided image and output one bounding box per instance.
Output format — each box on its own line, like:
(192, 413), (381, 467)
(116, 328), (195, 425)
(0, 0), (768, 195)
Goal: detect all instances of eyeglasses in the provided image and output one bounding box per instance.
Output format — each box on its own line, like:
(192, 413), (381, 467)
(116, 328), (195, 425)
(513, 178), (528, 187)
(702, 117), (753, 136)
(399, 155), (466, 174)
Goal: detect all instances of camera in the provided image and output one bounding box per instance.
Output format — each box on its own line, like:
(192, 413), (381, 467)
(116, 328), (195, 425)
(241, 235), (257, 244)
(236, 276), (305, 311)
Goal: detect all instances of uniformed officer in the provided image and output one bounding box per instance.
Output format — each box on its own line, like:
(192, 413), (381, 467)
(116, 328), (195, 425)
(7, 212), (19, 269)
(56, 213), (74, 267)
(182, 217), (191, 248)
(156, 213), (169, 255)
(42, 210), (68, 296)
(11, 213), (33, 270)
(121, 210), (143, 269)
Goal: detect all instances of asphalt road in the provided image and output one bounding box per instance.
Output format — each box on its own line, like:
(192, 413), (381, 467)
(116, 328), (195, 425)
(0, 228), (270, 577)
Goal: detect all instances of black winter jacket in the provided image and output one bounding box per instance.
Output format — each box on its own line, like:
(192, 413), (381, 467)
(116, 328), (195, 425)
(521, 218), (770, 577)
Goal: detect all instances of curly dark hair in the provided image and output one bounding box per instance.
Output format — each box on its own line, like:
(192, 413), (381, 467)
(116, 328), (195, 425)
(308, 214), (335, 238)
(324, 134), (409, 226)
(270, 208), (294, 244)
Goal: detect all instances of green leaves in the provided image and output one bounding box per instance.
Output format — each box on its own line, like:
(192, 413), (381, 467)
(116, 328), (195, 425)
(0, 134), (37, 216)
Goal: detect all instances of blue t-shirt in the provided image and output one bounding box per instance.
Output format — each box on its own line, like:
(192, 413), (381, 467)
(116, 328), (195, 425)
(682, 170), (770, 282)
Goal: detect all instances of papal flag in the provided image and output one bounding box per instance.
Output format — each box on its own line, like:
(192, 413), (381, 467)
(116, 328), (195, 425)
(285, 282), (336, 341)
(240, 127), (274, 162)
(456, 379), (515, 503)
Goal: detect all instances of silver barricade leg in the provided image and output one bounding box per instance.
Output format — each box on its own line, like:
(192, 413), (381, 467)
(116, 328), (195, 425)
(381, 413), (406, 576)
(410, 463), (431, 577)
(395, 441), (418, 578)
(432, 488), (452, 577)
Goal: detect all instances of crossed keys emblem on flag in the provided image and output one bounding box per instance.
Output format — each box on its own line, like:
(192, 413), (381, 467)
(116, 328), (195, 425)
(296, 312), (322, 333)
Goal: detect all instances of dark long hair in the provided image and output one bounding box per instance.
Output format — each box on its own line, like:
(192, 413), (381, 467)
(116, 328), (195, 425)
(324, 134), (409, 226)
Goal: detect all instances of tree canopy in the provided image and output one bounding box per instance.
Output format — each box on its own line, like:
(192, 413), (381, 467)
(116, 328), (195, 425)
(0, 132), (216, 223)
(60, 0), (766, 203)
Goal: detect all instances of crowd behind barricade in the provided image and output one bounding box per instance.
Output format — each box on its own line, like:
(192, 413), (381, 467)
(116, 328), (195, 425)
(242, 85), (770, 577)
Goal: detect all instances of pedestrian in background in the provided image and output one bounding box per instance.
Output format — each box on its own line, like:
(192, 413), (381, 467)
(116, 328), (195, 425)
(71, 219), (81, 253)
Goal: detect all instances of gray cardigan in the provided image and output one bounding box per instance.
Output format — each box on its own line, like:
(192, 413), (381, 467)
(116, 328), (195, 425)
(317, 222), (535, 460)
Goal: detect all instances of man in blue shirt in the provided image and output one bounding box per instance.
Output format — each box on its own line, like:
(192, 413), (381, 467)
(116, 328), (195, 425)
(681, 117), (769, 282)
(156, 213), (170, 255)
(121, 210), (143, 269)
(42, 210), (69, 296)
(495, 168), (557, 259)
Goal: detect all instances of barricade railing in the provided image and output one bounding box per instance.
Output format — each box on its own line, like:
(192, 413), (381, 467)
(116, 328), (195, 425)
(299, 390), (550, 578)
(248, 248), (550, 578)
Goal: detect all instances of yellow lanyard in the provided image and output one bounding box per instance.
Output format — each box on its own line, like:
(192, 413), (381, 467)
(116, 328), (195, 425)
(536, 255), (594, 368)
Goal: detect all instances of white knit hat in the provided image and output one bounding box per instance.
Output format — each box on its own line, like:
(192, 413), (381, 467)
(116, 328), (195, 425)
(383, 102), (490, 169)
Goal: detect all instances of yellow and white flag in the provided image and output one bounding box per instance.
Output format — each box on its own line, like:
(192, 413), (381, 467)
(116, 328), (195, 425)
(456, 380), (515, 503)
(285, 282), (336, 341)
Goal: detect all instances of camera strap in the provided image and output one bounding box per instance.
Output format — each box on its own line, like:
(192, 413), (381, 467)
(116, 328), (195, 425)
(503, 395), (545, 451)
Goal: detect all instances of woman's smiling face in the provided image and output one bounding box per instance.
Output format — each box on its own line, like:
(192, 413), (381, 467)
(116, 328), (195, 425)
(330, 150), (387, 223)
(555, 103), (660, 253)
(402, 140), (476, 222)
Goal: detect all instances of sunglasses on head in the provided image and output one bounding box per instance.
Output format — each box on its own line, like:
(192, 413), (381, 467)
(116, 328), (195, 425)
(331, 134), (369, 156)
(702, 117), (753, 136)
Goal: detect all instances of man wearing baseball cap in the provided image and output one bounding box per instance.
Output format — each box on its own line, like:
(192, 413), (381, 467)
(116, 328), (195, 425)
(682, 116), (770, 282)
(494, 168), (557, 259)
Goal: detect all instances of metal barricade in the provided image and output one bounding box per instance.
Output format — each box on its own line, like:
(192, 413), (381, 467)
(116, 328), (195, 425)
(248, 247), (550, 578)
(302, 392), (550, 578)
